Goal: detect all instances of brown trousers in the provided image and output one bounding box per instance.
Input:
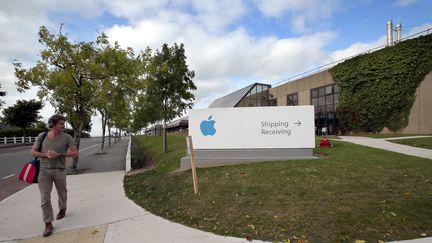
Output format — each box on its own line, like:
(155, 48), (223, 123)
(37, 168), (67, 223)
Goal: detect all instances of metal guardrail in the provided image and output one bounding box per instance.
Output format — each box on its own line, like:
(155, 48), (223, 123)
(0, 137), (37, 144)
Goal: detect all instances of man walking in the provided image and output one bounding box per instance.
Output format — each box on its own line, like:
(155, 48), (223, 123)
(31, 115), (78, 237)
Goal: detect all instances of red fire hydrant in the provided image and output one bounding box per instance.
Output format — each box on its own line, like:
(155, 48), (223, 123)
(319, 136), (331, 148)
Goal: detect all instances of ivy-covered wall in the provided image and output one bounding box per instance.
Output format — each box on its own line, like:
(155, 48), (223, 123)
(330, 34), (432, 133)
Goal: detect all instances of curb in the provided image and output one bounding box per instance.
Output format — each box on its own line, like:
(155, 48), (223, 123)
(125, 137), (131, 173)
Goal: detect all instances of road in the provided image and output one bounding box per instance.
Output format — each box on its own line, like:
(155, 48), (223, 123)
(0, 138), (105, 178)
(0, 137), (126, 201)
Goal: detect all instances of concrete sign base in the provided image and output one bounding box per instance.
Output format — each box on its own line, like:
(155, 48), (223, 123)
(180, 148), (316, 171)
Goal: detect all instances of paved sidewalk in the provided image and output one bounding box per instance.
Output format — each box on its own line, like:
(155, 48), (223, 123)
(340, 136), (432, 160)
(381, 135), (432, 140)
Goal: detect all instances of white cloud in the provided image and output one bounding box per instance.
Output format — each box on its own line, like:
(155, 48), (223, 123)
(193, 78), (238, 108)
(0, 1), (52, 61)
(395, 0), (419, 7)
(263, 32), (335, 76)
(105, 10), (190, 50)
(292, 15), (309, 33)
(190, 0), (247, 33)
(0, 1), (55, 121)
(51, 0), (105, 18)
(102, 0), (170, 21)
(253, 0), (344, 32)
(56, 0), (247, 33)
(105, 11), (337, 108)
(405, 23), (432, 36)
(326, 36), (387, 64)
(254, 0), (304, 18)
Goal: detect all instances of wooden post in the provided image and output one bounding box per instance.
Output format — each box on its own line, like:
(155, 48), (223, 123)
(186, 136), (199, 194)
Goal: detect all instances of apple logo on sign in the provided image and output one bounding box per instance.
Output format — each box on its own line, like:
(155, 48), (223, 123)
(200, 115), (216, 136)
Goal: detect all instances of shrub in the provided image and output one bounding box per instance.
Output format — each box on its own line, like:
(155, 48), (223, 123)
(131, 136), (146, 169)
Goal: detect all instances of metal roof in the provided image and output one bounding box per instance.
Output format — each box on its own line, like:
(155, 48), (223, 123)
(208, 83), (256, 108)
(166, 116), (189, 129)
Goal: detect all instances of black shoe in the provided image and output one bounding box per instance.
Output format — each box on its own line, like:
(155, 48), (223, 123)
(56, 209), (66, 220)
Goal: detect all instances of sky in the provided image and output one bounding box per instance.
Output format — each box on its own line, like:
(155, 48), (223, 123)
(0, 0), (431, 136)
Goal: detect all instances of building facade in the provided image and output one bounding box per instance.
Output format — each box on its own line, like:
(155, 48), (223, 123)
(268, 70), (432, 135)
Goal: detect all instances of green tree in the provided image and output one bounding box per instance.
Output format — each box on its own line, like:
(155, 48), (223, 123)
(130, 48), (158, 135)
(93, 34), (143, 153)
(33, 120), (47, 129)
(131, 95), (162, 134)
(147, 43), (196, 153)
(69, 114), (92, 133)
(2, 99), (43, 138)
(105, 89), (131, 144)
(14, 25), (97, 169)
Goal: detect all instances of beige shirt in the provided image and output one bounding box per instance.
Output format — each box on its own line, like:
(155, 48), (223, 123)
(36, 132), (76, 169)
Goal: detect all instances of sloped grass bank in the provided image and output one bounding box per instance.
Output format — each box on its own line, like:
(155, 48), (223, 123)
(125, 134), (432, 242)
(390, 137), (432, 150)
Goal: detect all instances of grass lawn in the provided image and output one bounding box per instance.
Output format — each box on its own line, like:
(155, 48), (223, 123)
(390, 137), (432, 150)
(125, 134), (432, 243)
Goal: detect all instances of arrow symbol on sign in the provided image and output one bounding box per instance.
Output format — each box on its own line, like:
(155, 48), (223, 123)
(294, 120), (302, 126)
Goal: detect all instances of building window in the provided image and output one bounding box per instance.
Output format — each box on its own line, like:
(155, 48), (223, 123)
(287, 93), (298, 106)
(236, 83), (271, 107)
(310, 84), (339, 135)
(268, 98), (277, 106)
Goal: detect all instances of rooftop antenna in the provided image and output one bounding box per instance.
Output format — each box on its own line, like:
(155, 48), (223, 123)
(387, 20), (402, 45)
(387, 20), (394, 46)
(396, 22), (402, 43)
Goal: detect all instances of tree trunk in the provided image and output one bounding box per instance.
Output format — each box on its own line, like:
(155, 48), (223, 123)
(72, 122), (84, 170)
(100, 112), (106, 153)
(118, 128), (122, 141)
(108, 126), (111, 146)
(114, 128), (118, 144)
(163, 119), (167, 153)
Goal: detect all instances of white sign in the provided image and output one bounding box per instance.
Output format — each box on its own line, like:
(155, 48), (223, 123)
(189, 106), (315, 149)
